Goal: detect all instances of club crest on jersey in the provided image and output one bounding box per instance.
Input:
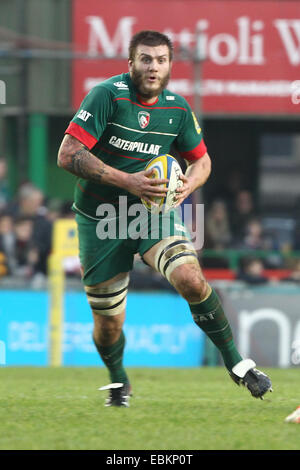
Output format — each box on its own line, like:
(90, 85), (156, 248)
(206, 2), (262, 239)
(138, 111), (150, 129)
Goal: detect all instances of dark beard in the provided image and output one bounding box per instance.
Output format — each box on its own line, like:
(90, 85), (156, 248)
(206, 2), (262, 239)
(130, 67), (170, 100)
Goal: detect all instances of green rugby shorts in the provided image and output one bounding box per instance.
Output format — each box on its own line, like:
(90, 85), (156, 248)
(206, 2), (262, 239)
(75, 208), (191, 285)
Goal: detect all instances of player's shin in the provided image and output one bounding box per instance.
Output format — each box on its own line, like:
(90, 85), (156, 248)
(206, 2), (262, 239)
(85, 276), (130, 385)
(189, 286), (242, 370)
(93, 329), (129, 385)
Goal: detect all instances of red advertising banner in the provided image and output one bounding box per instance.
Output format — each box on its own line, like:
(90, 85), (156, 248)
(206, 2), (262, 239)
(72, 0), (300, 115)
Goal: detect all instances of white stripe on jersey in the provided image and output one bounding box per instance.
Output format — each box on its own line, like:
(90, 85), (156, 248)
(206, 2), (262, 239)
(107, 122), (178, 137)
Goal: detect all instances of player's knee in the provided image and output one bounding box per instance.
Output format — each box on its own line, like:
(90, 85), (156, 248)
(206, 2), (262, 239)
(93, 312), (124, 346)
(93, 320), (123, 344)
(172, 266), (207, 302)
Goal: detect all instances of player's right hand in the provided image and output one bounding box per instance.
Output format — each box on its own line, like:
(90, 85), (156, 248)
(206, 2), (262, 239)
(124, 169), (169, 206)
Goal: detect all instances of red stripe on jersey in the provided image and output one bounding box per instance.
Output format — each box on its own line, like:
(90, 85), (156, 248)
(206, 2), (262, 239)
(113, 97), (187, 111)
(179, 139), (207, 162)
(76, 182), (120, 203)
(99, 146), (147, 161)
(65, 122), (98, 149)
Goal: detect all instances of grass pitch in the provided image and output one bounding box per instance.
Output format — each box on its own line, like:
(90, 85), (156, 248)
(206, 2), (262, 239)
(0, 367), (299, 450)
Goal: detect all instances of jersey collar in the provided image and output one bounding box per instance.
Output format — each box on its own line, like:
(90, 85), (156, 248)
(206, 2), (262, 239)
(136, 95), (159, 106)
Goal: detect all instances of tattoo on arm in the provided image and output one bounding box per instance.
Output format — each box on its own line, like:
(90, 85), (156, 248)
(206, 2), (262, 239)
(65, 145), (108, 184)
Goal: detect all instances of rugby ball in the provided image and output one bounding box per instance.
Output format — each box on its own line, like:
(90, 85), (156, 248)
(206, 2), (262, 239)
(141, 154), (183, 214)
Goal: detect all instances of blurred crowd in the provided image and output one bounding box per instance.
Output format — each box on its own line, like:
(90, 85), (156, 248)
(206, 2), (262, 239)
(204, 190), (273, 251)
(0, 158), (76, 287)
(0, 157), (300, 289)
(201, 188), (300, 285)
(204, 189), (300, 251)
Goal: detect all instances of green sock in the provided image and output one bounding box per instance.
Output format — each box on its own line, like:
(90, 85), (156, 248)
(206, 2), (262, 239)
(93, 330), (129, 384)
(189, 288), (242, 370)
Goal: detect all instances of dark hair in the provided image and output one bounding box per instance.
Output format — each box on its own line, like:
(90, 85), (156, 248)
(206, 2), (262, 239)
(14, 215), (33, 225)
(129, 30), (173, 61)
(241, 256), (264, 270)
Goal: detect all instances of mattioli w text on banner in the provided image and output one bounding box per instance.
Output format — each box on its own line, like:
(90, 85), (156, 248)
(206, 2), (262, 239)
(72, 0), (300, 115)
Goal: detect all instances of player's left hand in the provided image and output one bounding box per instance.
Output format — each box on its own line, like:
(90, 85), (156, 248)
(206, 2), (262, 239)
(173, 174), (193, 207)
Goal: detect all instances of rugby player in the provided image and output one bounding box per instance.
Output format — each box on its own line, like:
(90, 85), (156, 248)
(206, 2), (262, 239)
(57, 30), (272, 407)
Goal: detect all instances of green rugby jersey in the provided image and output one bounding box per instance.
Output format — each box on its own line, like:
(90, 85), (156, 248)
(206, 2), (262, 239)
(65, 72), (207, 219)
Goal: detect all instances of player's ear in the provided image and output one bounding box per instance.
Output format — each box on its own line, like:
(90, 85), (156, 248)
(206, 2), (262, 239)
(128, 58), (133, 72)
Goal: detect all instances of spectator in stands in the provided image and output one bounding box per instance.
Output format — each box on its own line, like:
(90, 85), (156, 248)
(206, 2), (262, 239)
(234, 217), (272, 251)
(0, 158), (10, 211)
(9, 182), (46, 217)
(0, 212), (14, 275)
(205, 199), (232, 249)
(292, 219), (300, 250)
(281, 259), (300, 283)
(220, 169), (244, 210)
(230, 190), (256, 243)
(0, 213), (42, 280)
(8, 183), (52, 275)
(237, 257), (269, 285)
(13, 216), (40, 279)
(46, 199), (64, 222)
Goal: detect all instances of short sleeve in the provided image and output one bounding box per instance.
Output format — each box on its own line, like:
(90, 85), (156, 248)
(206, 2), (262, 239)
(175, 101), (207, 162)
(65, 85), (114, 150)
